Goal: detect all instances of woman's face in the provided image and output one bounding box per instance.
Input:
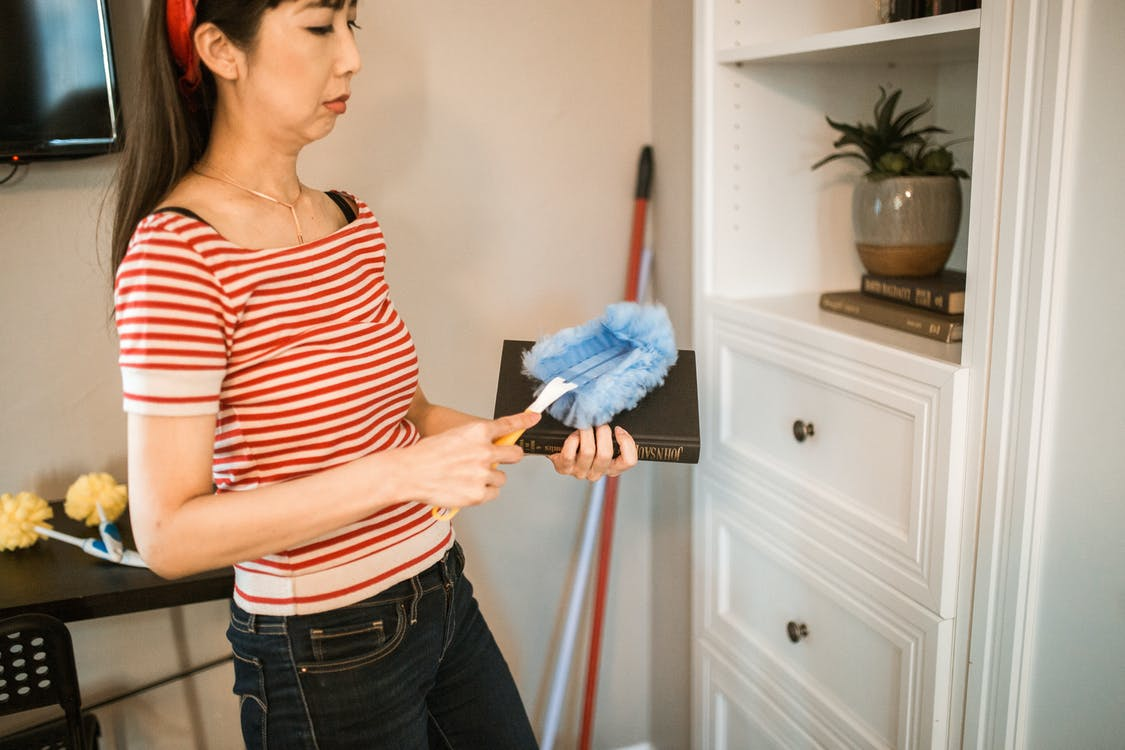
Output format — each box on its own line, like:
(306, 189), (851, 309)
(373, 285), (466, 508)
(234, 0), (362, 149)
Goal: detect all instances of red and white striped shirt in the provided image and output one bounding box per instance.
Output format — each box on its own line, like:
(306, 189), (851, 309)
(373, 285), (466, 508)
(114, 195), (452, 615)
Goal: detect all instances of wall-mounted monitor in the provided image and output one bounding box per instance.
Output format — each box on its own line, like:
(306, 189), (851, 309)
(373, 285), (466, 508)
(1, 0), (123, 163)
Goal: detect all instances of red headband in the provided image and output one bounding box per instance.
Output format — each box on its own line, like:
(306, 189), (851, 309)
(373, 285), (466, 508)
(166, 0), (201, 98)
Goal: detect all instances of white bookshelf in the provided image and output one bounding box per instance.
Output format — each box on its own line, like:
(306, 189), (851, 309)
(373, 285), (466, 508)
(692, 3), (1009, 748)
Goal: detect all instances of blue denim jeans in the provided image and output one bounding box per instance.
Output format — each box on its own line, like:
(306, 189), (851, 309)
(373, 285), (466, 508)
(226, 542), (538, 749)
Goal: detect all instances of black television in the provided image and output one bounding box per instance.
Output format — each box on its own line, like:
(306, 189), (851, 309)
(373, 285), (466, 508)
(1, 0), (123, 163)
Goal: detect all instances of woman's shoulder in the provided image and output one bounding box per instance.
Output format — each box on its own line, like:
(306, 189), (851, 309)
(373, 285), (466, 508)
(129, 207), (214, 248)
(119, 208), (221, 277)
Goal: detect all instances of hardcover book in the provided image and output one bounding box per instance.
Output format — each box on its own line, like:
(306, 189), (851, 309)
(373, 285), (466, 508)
(493, 340), (700, 464)
(861, 268), (967, 314)
(819, 291), (964, 343)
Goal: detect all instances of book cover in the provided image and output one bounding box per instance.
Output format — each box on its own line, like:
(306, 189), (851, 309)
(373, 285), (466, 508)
(493, 340), (700, 464)
(819, 291), (964, 343)
(861, 268), (967, 314)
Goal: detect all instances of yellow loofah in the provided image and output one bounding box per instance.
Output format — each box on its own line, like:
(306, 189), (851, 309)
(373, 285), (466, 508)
(65, 472), (129, 527)
(0, 492), (54, 551)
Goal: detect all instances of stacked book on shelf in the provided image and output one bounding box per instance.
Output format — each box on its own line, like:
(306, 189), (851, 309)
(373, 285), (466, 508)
(819, 268), (966, 343)
(889, 0), (981, 21)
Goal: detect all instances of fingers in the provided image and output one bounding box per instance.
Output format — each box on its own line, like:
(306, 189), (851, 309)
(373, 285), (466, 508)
(606, 427), (638, 477)
(489, 410), (541, 442)
(547, 424), (638, 481)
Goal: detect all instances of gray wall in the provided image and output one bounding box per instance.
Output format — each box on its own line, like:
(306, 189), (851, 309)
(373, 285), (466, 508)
(0, 1), (694, 747)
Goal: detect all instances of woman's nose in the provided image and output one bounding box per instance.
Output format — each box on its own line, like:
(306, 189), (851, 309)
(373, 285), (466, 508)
(338, 28), (362, 76)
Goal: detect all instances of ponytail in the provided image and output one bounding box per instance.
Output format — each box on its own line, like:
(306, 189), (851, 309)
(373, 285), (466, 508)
(109, 0), (213, 280)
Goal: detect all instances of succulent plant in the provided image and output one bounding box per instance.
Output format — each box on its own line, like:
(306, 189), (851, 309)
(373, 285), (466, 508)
(812, 86), (969, 180)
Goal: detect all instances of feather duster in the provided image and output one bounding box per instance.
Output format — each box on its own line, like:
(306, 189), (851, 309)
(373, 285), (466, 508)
(0, 491), (53, 551)
(65, 472), (128, 527)
(522, 302), (677, 429)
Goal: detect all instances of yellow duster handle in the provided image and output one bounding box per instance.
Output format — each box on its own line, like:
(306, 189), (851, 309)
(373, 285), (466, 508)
(430, 423), (530, 521)
(492, 426), (528, 448)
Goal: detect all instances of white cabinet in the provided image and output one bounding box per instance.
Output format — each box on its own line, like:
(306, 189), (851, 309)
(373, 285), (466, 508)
(692, 3), (1015, 748)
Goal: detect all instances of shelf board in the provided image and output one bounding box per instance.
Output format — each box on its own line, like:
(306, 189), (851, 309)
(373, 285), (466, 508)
(709, 293), (963, 368)
(717, 10), (981, 67)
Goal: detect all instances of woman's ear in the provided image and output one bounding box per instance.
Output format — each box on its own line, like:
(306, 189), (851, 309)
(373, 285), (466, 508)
(194, 22), (241, 82)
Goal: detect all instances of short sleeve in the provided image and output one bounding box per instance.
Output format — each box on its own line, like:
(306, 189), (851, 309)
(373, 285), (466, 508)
(114, 214), (230, 416)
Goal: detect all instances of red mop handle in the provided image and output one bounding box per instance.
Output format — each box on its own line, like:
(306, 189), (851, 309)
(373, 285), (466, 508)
(580, 145), (652, 750)
(624, 145), (653, 301)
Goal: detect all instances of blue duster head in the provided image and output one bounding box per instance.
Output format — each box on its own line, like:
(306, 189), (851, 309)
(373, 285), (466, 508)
(522, 302), (678, 429)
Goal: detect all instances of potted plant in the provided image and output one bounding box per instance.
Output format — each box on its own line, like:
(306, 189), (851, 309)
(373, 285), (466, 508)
(812, 86), (970, 277)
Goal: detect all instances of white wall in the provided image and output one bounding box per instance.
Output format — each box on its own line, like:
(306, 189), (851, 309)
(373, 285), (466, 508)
(1021, 0), (1125, 746)
(1, 1), (697, 748)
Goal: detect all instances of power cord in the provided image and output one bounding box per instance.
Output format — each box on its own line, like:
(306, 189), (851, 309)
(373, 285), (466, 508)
(0, 162), (22, 185)
(83, 653), (234, 712)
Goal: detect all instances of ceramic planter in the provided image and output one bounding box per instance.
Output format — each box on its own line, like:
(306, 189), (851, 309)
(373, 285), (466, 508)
(852, 175), (962, 276)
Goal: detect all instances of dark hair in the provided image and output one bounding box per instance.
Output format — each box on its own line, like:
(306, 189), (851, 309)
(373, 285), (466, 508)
(109, 0), (347, 279)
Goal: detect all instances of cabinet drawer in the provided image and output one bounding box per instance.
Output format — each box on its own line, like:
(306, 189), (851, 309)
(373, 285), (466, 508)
(697, 642), (829, 749)
(709, 316), (967, 614)
(696, 478), (953, 749)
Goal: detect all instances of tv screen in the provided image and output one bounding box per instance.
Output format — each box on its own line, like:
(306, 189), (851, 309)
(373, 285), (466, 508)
(1, 0), (122, 162)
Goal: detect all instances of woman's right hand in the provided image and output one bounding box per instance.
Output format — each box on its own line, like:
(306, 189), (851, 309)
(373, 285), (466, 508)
(398, 411), (541, 511)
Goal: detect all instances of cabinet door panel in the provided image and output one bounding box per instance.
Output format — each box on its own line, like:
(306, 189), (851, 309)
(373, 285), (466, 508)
(698, 478), (953, 749)
(721, 337), (915, 531)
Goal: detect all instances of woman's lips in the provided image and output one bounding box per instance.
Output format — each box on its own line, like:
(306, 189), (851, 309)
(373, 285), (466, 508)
(325, 95), (349, 114)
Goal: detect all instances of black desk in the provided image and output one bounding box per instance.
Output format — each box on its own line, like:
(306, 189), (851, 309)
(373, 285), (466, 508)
(0, 507), (233, 622)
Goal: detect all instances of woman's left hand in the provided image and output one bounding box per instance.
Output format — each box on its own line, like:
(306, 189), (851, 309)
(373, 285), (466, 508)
(547, 425), (638, 481)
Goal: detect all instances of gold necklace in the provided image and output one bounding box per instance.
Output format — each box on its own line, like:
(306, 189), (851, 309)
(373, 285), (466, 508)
(192, 165), (305, 244)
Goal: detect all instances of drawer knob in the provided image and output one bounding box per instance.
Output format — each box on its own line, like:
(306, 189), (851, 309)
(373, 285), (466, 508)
(786, 621), (809, 643)
(792, 420), (815, 442)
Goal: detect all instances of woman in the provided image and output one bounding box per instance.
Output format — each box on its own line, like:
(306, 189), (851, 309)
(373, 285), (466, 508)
(110, 2), (637, 747)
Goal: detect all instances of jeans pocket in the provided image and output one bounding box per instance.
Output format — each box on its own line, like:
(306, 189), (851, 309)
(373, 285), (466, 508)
(231, 649), (267, 750)
(297, 601), (408, 674)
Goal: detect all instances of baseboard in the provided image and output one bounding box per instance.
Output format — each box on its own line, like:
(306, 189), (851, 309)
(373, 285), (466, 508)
(613, 744), (655, 750)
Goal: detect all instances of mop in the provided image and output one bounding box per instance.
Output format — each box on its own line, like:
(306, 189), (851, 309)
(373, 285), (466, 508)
(582, 144), (654, 750)
(528, 299), (673, 748)
(540, 145), (656, 750)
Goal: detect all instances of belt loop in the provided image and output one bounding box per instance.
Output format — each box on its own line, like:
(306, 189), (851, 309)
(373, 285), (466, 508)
(409, 575), (422, 625)
(439, 552), (452, 588)
(441, 542), (460, 586)
(247, 613), (258, 633)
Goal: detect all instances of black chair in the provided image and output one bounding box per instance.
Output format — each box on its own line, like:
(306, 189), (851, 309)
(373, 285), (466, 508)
(0, 614), (99, 750)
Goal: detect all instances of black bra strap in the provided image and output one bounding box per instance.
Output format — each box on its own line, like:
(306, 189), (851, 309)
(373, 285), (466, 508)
(154, 206), (206, 222)
(326, 190), (357, 223)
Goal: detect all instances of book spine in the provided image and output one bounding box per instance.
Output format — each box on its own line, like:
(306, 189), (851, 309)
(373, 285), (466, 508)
(515, 436), (699, 465)
(820, 293), (962, 343)
(860, 275), (963, 314)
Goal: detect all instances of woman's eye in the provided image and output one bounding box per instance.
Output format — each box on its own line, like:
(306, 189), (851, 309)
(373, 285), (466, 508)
(307, 20), (360, 35)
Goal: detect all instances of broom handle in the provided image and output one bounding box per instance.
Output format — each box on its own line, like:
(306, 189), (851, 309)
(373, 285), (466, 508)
(540, 477), (606, 750)
(579, 144), (652, 750)
(625, 146), (653, 301)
